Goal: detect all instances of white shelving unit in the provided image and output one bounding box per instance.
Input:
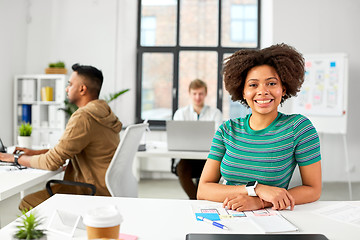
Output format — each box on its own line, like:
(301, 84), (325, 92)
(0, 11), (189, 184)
(14, 74), (67, 147)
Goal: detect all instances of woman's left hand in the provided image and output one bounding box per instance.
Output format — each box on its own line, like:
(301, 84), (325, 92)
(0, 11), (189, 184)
(223, 194), (264, 211)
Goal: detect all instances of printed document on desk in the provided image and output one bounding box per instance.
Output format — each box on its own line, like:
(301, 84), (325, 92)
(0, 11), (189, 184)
(192, 202), (298, 233)
(248, 213), (298, 233)
(315, 202), (360, 226)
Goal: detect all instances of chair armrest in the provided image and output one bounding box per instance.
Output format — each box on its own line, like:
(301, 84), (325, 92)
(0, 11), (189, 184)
(46, 179), (96, 196)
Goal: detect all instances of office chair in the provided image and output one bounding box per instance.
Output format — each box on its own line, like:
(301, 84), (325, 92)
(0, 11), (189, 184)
(46, 123), (148, 198)
(105, 123), (148, 197)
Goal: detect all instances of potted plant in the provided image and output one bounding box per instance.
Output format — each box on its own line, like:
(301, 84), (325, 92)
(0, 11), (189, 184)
(14, 209), (46, 240)
(59, 88), (130, 118)
(45, 61), (67, 74)
(18, 123), (32, 148)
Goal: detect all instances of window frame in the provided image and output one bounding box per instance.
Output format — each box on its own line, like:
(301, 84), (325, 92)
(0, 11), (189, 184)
(136, 0), (261, 129)
(230, 4), (259, 43)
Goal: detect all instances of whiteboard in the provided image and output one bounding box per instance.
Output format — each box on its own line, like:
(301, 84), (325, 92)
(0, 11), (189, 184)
(292, 53), (348, 134)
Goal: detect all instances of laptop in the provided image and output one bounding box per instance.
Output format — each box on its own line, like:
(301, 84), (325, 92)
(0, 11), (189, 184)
(166, 121), (215, 152)
(0, 138), (7, 153)
(186, 234), (329, 240)
(0, 138), (15, 166)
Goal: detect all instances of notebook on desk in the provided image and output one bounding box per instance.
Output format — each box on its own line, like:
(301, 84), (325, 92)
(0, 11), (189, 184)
(166, 121), (215, 152)
(186, 234), (329, 240)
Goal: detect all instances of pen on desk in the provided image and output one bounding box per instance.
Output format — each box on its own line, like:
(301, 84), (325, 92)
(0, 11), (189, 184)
(197, 216), (229, 230)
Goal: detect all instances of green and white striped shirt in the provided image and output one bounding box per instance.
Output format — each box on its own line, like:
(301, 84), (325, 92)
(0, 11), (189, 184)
(208, 112), (321, 189)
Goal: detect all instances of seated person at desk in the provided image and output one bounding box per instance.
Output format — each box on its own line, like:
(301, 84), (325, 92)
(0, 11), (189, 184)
(197, 44), (322, 211)
(173, 79), (222, 199)
(0, 63), (122, 210)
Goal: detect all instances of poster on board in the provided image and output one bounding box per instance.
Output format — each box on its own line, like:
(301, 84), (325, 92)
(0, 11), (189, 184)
(292, 54), (347, 117)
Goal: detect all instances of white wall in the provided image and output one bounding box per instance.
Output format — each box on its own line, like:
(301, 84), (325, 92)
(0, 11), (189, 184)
(0, 0), (28, 145)
(24, 0), (137, 127)
(0, 0), (138, 146)
(273, 0), (360, 181)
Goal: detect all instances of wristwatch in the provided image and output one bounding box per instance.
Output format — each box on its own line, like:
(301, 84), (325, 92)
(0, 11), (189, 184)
(14, 153), (23, 166)
(245, 181), (258, 196)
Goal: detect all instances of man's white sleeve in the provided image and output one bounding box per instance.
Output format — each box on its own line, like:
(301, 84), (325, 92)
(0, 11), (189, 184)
(173, 109), (184, 120)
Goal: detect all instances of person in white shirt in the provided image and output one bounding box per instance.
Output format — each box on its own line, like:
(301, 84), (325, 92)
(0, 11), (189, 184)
(173, 79), (222, 199)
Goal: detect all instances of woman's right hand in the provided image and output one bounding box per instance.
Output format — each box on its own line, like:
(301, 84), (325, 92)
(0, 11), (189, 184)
(255, 184), (295, 210)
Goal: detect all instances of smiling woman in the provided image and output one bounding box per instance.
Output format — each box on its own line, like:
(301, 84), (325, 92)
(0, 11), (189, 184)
(197, 43), (322, 212)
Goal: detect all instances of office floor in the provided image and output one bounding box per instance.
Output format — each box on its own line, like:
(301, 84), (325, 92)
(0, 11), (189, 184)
(138, 179), (360, 201)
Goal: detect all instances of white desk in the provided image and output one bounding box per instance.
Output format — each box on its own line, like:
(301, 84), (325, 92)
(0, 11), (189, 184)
(0, 167), (64, 228)
(136, 141), (209, 160)
(0, 194), (359, 240)
(1, 145), (63, 201)
(0, 167), (63, 201)
(135, 141), (209, 180)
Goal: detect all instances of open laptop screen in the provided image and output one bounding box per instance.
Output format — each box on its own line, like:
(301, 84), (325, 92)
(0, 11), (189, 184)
(0, 138), (6, 153)
(166, 121), (215, 152)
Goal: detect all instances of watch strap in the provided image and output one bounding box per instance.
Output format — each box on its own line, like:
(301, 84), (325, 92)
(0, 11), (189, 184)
(14, 153), (22, 166)
(247, 186), (257, 197)
(246, 181), (258, 197)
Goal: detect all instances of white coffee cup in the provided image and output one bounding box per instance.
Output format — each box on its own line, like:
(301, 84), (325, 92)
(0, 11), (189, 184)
(83, 205), (123, 240)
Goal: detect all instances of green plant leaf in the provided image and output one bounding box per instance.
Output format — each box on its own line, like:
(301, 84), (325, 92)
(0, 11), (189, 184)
(55, 61), (65, 68)
(48, 61), (65, 68)
(14, 209), (45, 239)
(18, 123), (32, 136)
(104, 88), (130, 103)
(58, 99), (78, 117)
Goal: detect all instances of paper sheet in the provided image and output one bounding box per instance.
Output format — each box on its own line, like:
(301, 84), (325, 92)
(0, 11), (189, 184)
(316, 202), (360, 226)
(248, 214), (298, 233)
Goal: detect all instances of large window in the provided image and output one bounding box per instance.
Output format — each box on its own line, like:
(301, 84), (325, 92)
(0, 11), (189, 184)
(136, 0), (260, 127)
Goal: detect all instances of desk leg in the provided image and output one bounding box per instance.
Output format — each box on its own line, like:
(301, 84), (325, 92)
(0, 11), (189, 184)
(343, 134), (352, 200)
(133, 156), (141, 182)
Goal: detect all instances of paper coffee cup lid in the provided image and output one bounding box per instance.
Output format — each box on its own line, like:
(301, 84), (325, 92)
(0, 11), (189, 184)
(83, 205), (123, 228)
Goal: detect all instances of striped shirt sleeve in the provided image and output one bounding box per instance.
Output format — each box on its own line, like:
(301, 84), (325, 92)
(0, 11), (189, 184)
(293, 115), (321, 166)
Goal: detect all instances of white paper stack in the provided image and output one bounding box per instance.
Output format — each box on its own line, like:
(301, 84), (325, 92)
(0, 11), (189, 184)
(249, 214), (298, 233)
(48, 105), (57, 128)
(55, 79), (65, 102)
(48, 105), (65, 128)
(21, 79), (36, 102)
(31, 105), (40, 127)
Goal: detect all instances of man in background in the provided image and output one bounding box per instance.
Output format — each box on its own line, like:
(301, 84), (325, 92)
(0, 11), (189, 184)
(173, 79), (222, 199)
(0, 63), (122, 210)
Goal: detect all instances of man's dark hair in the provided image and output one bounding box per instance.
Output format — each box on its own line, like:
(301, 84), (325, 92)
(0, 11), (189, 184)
(222, 43), (305, 107)
(72, 63), (103, 98)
